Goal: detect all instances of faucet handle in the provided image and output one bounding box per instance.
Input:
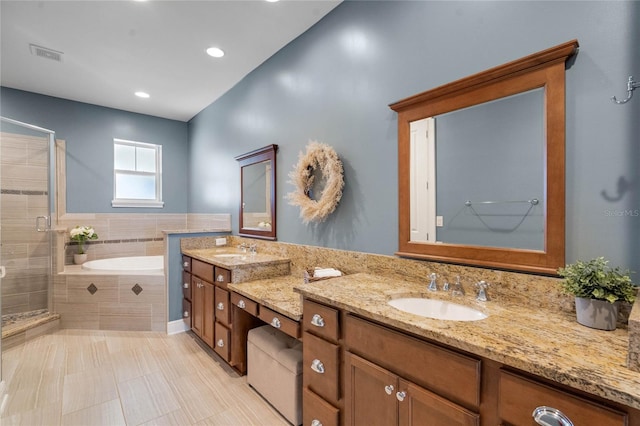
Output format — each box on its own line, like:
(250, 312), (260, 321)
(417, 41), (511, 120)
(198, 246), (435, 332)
(475, 280), (490, 301)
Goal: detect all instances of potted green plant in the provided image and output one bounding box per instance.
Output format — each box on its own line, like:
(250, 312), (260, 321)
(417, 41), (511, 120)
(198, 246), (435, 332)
(558, 257), (636, 330)
(69, 225), (99, 264)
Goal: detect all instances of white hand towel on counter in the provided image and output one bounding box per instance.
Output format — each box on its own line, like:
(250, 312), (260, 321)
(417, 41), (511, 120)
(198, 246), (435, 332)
(313, 268), (343, 278)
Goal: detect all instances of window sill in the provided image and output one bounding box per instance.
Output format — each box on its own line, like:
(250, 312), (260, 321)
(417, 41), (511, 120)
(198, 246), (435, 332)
(112, 200), (164, 208)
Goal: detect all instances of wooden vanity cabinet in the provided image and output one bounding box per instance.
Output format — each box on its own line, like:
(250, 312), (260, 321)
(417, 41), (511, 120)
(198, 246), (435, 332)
(181, 257), (192, 329)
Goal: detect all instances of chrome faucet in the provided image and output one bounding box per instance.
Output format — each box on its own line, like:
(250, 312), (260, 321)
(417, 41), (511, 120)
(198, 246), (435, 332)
(428, 273), (438, 292)
(452, 276), (465, 297)
(475, 281), (489, 301)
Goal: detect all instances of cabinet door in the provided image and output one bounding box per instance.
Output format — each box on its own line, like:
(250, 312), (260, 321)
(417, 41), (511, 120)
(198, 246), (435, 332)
(214, 322), (231, 361)
(345, 352), (398, 426)
(397, 379), (479, 426)
(191, 276), (204, 337)
(215, 287), (231, 327)
(182, 298), (191, 329)
(182, 271), (192, 301)
(214, 266), (231, 290)
(202, 280), (215, 348)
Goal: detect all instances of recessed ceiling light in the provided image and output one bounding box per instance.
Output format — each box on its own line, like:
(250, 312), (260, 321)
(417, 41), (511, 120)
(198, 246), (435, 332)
(265, 0), (280, 2)
(206, 47), (225, 58)
(135, 91), (150, 98)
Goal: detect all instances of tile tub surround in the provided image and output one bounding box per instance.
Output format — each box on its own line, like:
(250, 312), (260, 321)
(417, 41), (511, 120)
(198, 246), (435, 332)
(295, 273), (640, 411)
(54, 268), (165, 332)
(55, 213), (231, 269)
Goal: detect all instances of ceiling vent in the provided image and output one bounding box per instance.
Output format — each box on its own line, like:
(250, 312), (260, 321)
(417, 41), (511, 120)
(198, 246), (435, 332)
(29, 44), (63, 62)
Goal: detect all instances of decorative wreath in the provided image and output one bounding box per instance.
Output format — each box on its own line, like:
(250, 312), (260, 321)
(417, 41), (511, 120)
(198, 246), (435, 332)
(287, 141), (344, 224)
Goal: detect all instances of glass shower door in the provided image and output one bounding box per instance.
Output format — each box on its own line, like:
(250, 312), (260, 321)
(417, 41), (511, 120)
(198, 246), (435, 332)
(0, 117), (54, 380)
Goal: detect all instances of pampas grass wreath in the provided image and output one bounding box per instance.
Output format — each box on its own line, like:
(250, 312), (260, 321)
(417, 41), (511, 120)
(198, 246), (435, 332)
(287, 141), (344, 224)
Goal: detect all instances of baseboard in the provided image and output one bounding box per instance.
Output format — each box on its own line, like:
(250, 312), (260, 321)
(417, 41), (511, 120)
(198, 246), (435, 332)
(167, 319), (189, 335)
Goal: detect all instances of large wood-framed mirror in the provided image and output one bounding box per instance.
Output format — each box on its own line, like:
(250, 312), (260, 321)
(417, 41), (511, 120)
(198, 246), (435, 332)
(235, 144), (278, 240)
(390, 40), (579, 275)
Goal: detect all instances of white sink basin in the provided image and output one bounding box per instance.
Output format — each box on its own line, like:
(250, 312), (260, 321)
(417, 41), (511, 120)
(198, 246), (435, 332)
(388, 298), (488, 321)
(214, 253), (245, 258)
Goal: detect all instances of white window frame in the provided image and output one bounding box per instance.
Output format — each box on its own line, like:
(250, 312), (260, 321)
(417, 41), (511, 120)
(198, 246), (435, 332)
(112, 138), (164, 208)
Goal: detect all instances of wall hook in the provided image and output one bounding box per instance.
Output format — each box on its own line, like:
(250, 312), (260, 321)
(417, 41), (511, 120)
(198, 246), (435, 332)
(611, 76), (640, 104)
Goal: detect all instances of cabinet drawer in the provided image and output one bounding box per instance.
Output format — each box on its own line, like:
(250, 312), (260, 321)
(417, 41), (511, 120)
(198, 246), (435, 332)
(182, 299), (191, 328)
(215, 287), (231, 326)
(192, 258), (214, 282)
(303, 299), (339, 343)
(303, 331), (340, 403)
(344, 314), (481, 409)
(498, 370), (627, 426)
(214, 322), (231, 362)
(214, 266), (231, 289)
(258, 306), (300, 338)
(231, 292), (259, 316)
(182, 255), (191, 272)
(182, 271), (192, 300)
(303, 387), (339, 426)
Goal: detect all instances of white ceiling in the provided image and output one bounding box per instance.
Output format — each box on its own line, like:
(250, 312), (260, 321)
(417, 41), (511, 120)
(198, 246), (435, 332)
(0, 0), (341, 122)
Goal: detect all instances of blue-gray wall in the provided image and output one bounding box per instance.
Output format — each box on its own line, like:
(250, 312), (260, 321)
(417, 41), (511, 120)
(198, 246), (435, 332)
(188, 1), (640, 273)
(0, 87), (189, 213)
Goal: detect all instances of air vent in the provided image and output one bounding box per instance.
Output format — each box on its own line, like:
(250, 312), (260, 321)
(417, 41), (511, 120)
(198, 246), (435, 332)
(29, 44), (63, 62)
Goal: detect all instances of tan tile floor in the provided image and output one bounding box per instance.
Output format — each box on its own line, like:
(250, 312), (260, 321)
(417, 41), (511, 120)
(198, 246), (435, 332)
(1, 330), (289, 425)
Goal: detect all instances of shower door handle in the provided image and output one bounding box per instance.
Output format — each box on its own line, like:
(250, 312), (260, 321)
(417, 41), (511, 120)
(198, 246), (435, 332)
(36, 216), (50, 232)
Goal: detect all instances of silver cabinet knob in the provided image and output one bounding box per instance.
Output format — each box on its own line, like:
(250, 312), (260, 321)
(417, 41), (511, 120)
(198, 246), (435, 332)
(217, 274), (225, 282)
(532, 406), (574, 426)
(183, 261), (189, 268)
(310, 314), (325, 327)
(217, 302), (224, 311)
(396, 391), (406, 402)
(183, 311), (189, 318)
(384, 385), (394, 395)
(311, 420), (323, 426)
(238, 300), (246, 309)
(271, 317), (281, 328)
(217, 339), (225, 348)
(183, 282), (189, 289)
(310, 359), (325, 374)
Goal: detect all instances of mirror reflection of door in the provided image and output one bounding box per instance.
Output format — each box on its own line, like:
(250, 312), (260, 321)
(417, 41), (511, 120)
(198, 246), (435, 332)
(242, 160), (272, 230)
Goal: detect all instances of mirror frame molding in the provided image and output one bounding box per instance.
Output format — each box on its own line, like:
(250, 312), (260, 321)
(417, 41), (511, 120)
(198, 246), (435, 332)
(235, 144), (278, 241)
(390, 40), (579, 275)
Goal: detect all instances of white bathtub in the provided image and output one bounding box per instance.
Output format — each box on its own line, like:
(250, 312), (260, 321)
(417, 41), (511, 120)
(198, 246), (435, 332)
(81, 255), (164, 273)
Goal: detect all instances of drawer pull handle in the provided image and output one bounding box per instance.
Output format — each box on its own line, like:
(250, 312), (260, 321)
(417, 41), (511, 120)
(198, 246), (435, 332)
(183, 261), (189, 268)
(271, 317), (281, 328)
(217, 274), (225, 282)
(396, 391), (406, 402)
(310, 359), (325, 374)
(183, 311), (189, 318)
(384, 385), (394, 395)
(238, 300), (246, 309)
(311, 420), (323, 426)
(532, 406), (574, 426)
(217, 339), (225, 348)
(217, 302), (225, 311)
(310, 314), (325, 327)
(183, 282), (189, 289)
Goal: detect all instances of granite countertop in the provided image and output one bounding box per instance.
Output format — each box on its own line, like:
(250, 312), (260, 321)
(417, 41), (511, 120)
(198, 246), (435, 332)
(295, 273), (640, 410)
(182, 248), (290, 270)
(229, 275), (304, 321)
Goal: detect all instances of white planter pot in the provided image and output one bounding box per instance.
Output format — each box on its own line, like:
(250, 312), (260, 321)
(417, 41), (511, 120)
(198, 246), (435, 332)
(73, 253), (88, 265)
(575, 297), (619, 331)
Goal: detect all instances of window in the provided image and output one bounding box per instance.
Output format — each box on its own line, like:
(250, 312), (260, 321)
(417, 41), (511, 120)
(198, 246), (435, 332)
(112, 138), (163, 208)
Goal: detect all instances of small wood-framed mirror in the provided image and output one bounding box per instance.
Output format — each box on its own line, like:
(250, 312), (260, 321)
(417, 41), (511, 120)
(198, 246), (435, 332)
(235, 144), (278, 240)
(390, 40), (579, 275)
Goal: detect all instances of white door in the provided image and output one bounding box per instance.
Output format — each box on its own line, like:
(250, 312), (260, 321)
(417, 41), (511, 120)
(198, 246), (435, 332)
(409, 117), (436, 243)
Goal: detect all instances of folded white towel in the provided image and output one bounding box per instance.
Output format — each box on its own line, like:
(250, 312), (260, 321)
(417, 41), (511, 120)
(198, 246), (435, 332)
(313, 268), (343, 278)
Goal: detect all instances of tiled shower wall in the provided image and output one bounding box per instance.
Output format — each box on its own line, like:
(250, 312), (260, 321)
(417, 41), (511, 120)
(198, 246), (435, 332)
(1, 133), (51, 315)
